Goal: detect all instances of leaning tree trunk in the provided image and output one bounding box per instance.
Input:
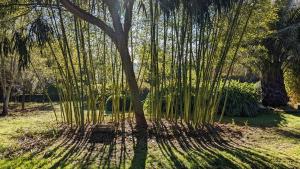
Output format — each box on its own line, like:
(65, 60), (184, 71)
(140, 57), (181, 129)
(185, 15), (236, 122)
(261, 63), (289, 107)
(116, 36), (148, 129)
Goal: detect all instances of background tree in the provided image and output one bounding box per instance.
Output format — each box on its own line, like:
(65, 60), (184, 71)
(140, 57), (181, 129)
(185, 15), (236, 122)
(0, 35), (18, 116)
(0, 2), (33, 116)
(235, 0), (299, 107)
(260, 0), (300, 106)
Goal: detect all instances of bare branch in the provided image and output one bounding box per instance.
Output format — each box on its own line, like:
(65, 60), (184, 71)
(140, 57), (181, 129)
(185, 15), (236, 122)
(60, 0), (116, 41)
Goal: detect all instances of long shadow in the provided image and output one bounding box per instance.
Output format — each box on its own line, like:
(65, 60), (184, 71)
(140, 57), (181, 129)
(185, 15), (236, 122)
(49, 125), (120, 168)
(3, 119), (300, 168)
(129, 130), (148, 169)
(152, 122), (297, 169)
(154, 121), (187, 168)
(0, 103), (53, 113)
(276, 128), (300, 140)
(38, 123), (138, 169)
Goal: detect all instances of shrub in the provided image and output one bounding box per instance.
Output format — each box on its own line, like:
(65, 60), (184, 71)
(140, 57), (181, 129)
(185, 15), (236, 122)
(285, 65), (300, 104)
(47, 84), (60, 101)
(105, 94), (131, 113)
(143, 91), (191, 116)
(218, 80), (260, 117)
(143, 94), (169, 115)
(143, 81), (261, 117)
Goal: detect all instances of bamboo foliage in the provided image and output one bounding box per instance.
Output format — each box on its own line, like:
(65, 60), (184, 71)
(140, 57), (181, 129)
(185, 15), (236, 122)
(26, 0), (255, 129)
(40, 1), (133, 128)
(147, 0), (255, 127)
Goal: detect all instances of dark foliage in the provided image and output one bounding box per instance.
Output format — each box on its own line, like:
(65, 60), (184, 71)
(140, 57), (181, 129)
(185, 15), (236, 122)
(105, 95), (132, 112)
(219, 81), (260, 117)
(29, 16), (53, 48)
(12, 31), (30, 70)
(158, 0), (239, 21)
(0, 37), (12, 57)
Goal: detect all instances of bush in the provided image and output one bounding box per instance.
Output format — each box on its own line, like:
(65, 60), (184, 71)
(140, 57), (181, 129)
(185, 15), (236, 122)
(285, 65), (300, 104)
(47, 84), (60, 101)
(143, 94), (168, 114)
(143, 92), (192, 115)
(142, 81), (261, 117)
(218, 80), (260, 117)
(105, 94), (132, 112)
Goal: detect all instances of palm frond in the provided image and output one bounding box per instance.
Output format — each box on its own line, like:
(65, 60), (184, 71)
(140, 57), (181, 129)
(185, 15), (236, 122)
(0, 37), (12, 57)
(29, 16), (53, 48)
(12, 31), (30, 70)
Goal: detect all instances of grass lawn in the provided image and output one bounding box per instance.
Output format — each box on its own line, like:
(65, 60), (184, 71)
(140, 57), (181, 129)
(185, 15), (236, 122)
(0, 103), (300, 169)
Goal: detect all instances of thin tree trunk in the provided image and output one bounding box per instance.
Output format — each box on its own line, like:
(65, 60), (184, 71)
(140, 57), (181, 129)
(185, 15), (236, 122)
(21, 77), (25, 110)
(1, 64), (12, 117)
(2, 99), (8, 116)
(1, 97), (7, 116)
(262, 63), (289, 107)
(1, 89), (11, 116)
(117, 40), (147, 129)
(22, 90), (25, 110)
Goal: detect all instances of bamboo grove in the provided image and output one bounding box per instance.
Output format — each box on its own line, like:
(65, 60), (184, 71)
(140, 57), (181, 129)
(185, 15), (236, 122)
(24, 0), (256, 129)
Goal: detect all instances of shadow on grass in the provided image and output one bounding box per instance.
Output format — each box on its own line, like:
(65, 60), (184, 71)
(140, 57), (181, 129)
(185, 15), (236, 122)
(276, 129), (300, 140)
(1, 121), (299, 168)
(38, 123), (148, 169)
(0, 103), (54, 118)
(129, 130), (148, 169)
(150, 122), (296, 169)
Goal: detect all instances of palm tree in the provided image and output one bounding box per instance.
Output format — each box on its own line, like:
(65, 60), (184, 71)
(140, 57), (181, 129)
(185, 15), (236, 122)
(261, 0), (300, 107)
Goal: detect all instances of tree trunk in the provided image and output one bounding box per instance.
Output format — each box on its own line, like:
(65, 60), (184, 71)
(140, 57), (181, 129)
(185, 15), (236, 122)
(1, 96), (9, 116)
(1, 85), (12, 116)
(261, 64), (289, 107)
(117, 40), (148, 129)
(21, 91), (25, 110)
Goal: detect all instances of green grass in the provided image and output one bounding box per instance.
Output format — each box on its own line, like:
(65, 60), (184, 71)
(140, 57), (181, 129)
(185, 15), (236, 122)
(221, 109), (300, 128)
(222, 110), (300, 163)
(0, 103), (58, 149)
(0, 103), (300, 168)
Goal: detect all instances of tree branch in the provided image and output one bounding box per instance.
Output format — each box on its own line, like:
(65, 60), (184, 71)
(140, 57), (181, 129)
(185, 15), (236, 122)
(0, 9), (32, 23)
(60, 0), (116, 41)
(104, 0), (124, 43)
(274, 22), (300, 35)
(124, 0), (134, 36)
(0, 3), (62, 8)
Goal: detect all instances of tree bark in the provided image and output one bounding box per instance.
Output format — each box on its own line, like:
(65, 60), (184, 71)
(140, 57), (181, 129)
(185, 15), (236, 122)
(261, 63), (289, 107)
(1, 96), (9, 116)
(1, 85), (12, 116)
(116, 39), (148, 129)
